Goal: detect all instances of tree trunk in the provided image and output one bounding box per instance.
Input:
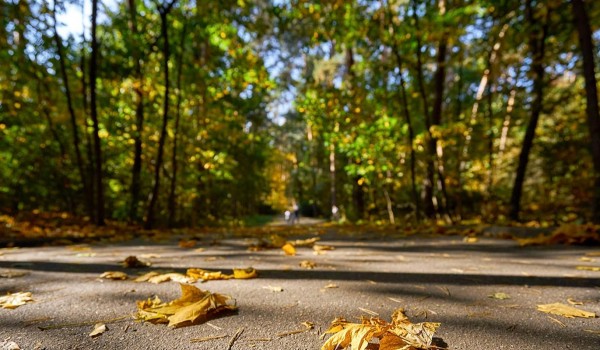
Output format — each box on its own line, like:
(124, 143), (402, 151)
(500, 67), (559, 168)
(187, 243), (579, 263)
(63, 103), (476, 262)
(127, 0), (145, 222)
(80, 30), (96, 223)
(168, 19), (187, 227)
(386, 1), (420, 221)
(52, 4), (93, 218)
(145, 1), (177, 229)
(90, 0), (105, 225)
(571, 0), (600, 224)
(509, 1), (549, 221)
(411, 0), (435, 218)
(431, 0), (450, 220)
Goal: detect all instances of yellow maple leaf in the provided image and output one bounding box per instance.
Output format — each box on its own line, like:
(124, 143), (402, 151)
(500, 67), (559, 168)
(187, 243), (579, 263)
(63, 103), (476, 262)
(135, 284), (237, 328)
(233, 267), (258, 279)
(282, 243), (296, 256)
(187, 268), (233, 281)
(321, 309), (440, 350)
(537, 303), (596, 318)
(0, 291), (33, 309)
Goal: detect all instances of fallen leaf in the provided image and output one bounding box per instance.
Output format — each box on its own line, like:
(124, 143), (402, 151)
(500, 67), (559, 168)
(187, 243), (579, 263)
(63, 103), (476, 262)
(290, 237), (320, 247)
(313, 244), (335, 253)
(537, 303), (596, 318)
(148, 273), (195, 284)
(99, 271), (128, 280)
(321, 308), (440, 350)
(584, 329), (600, 335)
(122, 256), (150, 268)
(0, 292), (33, 309)
(232, 267), (258, 279)
(324, 283), (338, 289)
(135, 271), (161, 282)
(187, 268), (232, 281)
(463, 236), (479, 243)
(0, 270), (28, 278)
(179, 239), (197, 248)
(517, 224), (600, 246)
(299, 260), (316, 269)
(135, 283), (237, 328)
(488, 292), (511, 300)
(576, 266), (600, 271)
(89, 323), (107, 337)
(567, 298), (583, 306)
(263, 286), (283, 292)
(578, 257), (594, 262)
(282, 243), (296, 256)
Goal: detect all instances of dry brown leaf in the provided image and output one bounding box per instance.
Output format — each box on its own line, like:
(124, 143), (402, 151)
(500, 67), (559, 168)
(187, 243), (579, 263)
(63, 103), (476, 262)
(178, 239), (197, 248)
(135, 271), (161, 282)
(321, 309), (440, 350)
(135, 283), (237, 328)
(0, 291), (33, 309)
(99, 271), (128, 280)
(122, 256), (150, 268)
(89, 323), (107, 337)
(299, 260), (316, 269)
(186, 268), (232, 281)
(282, 243), (296, 256)
(537, 303), (596, 318)
(148, 273), (195, 284)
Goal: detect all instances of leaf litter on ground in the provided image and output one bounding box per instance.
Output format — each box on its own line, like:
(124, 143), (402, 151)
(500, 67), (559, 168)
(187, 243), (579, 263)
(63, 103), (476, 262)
(0, 292), (33, 309)
(135, 283), (237, 328)
(537, 303), (596, 318)
(321, 308), (442, 350)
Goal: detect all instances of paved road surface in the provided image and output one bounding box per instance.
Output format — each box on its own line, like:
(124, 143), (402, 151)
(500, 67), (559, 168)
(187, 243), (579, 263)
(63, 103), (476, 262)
(1, 230), (598, 349)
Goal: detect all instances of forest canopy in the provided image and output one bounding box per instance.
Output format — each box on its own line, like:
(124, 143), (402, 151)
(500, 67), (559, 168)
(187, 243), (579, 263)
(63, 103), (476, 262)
(1, 0), (599, 228)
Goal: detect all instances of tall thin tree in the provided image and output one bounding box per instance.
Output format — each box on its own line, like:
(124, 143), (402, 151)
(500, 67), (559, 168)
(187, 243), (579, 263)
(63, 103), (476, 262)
(90, 0), (105, 225)
(509, 0), (549, 221)
(571, 0), (600, 224)
(145, 0), (178, 229)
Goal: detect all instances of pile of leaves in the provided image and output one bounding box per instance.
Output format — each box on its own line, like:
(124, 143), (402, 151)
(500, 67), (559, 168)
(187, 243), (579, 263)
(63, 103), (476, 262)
(135, 284), (237, 328)
(517, 224), (600, 246)
(321, 308), (441, 350)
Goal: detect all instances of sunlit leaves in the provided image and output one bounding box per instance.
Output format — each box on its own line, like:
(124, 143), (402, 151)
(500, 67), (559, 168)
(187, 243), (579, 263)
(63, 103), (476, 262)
(135, 284), (237, 328)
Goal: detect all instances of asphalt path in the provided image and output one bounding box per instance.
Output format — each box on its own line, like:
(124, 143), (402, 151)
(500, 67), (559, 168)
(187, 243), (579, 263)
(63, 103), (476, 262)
(1, 230), (599, 349)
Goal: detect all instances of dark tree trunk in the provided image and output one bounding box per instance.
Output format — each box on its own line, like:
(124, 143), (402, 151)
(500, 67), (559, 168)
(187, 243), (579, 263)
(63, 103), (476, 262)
(430, 1), (451, 220)
(385, 0), (420, 221)
(127, 0), (145, 222)
(168, 19), (187, 227)
(52, 4), (93, 218)
(90, 0), (105, 225)
(80, 32), (96, 223)
(145, 0), (177, 229)
(571, 0), (600, 224)
(509, 0), (549, 221)
(411, 0), (435, 218)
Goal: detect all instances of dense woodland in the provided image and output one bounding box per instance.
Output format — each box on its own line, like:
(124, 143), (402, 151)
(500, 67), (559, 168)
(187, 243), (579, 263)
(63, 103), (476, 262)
(1, 0), (600, 228)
